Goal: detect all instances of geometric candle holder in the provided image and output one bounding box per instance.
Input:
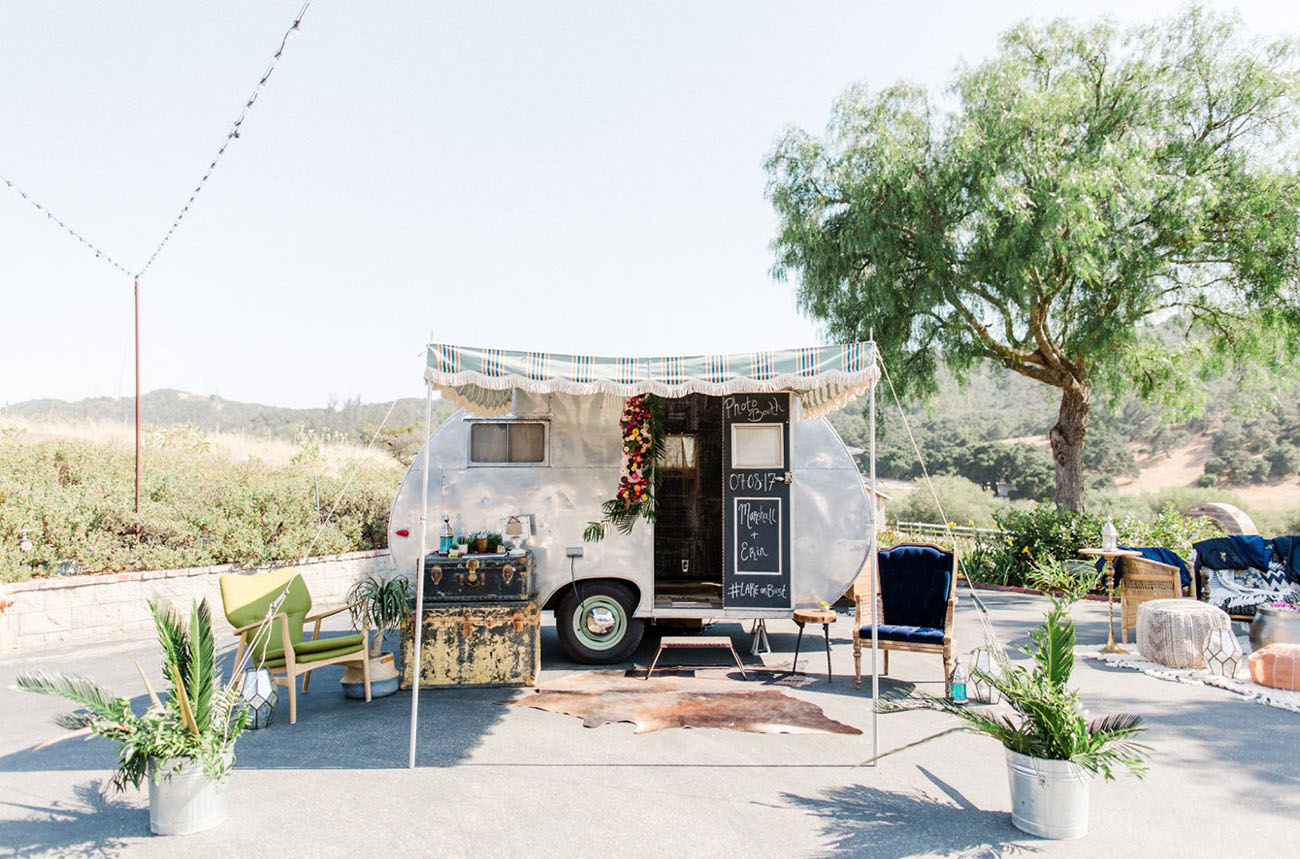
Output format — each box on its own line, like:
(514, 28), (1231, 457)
(239, 667), (279, 730)
(1202, 628), (1242, 678)
(967, 646), (1002, 704)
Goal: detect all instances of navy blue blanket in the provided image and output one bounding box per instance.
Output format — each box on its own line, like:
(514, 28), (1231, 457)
(1193, 536), (1274, 573)
(1098, 546), (1190, 586)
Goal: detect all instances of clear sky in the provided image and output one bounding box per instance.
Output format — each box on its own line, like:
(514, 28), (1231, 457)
(1, 1), (1292, 408)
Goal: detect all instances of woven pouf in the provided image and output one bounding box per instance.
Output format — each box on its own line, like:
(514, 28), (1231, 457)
(1136, 599), (1231, 669)
(1249, 643), (1300, 690)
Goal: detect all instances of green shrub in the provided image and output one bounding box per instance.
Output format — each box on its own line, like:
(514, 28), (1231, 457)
(0, 439), (403, 581)
(993, 506), (1104, 585)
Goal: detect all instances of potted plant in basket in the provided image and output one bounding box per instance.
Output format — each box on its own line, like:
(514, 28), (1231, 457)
(342, 573), (412, 698)
(869, 596), (1150, 840)
(17, 599), (263, 836)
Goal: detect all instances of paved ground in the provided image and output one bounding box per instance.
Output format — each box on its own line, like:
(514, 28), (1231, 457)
(2, 592), (1297, 858)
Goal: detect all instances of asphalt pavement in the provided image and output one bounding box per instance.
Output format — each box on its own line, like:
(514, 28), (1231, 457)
(2, 592), (1297, 858)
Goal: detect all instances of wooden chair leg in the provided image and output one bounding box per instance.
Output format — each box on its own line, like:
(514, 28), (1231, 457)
(792, 621), (806, 673)
(943, 651), (953, 698)
(854, 641), (862, 688)
(287, 677), (297, 724)
(362, 653), (372, 702)
(302, 669), (312, 694)
(823, 624), (833, 683)
(882, 649), (889, 676)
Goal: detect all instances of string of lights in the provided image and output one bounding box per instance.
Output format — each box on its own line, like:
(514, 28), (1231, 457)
(0, 2), (313, 282)
(0, 174), (132, 277)
(134, 0), (312, 278)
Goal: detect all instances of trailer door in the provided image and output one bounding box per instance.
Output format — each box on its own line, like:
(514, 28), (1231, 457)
(722, 393), (792, 609)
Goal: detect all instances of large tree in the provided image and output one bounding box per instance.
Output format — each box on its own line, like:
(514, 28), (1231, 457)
(766, 6), (1300, 511)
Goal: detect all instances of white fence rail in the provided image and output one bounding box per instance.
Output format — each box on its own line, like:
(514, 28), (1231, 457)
(888, 520), (1009, 541)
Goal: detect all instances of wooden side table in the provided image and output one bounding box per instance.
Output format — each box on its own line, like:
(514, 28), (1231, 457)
(1080, 548), (1141, 654)
(792, 608), (838, 682)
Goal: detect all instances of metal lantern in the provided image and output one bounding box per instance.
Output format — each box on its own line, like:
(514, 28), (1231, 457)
(1101, 516), (1119, 552)
(240, 667), (278, 730)
(968, 647), (1001, 704)
(1203, 628), (1242, 677)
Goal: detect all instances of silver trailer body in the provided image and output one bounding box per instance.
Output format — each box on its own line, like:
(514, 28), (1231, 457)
(389, 390), (872, 621)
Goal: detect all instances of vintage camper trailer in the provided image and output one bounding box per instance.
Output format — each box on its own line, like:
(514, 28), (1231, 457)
(390, 343), (878, 664)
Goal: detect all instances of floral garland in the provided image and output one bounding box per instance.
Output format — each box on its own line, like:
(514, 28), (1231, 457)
(584, 394), (664, 542)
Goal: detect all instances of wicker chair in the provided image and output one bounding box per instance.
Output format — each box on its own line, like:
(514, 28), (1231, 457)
(853, 543), (957, 694)
(1119, 556), (1181, 644)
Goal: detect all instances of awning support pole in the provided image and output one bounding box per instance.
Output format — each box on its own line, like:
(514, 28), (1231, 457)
(407, 379), (433, 769)
(869, 342), (879, 765)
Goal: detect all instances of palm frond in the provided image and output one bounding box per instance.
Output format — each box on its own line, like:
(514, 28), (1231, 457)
(1087, 712), (1143, 734)
(17, 671), (123, 717)
(857, 726), (974, 766)
(149, 599), (190, 691)
(185, 599), (217, 735)
(1028, 597), (1075, 688)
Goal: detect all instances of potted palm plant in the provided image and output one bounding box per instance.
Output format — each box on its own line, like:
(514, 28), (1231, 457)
(342, 572), (411, 698)
(870, 597), (1150, 839)
(17, 599), (259, 836)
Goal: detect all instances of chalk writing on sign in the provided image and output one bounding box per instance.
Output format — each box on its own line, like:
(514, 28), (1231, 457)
(729, 472), (784, 492)
(733, 497), (781, 574)
(728, 581), (789, 600)
(722, 395), (787, 423)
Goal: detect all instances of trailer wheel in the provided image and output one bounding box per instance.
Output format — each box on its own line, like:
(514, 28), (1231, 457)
(557, 581), (643, 664)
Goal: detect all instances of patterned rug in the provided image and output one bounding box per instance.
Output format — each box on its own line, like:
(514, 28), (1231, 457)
(1077, 642), (1300, 715)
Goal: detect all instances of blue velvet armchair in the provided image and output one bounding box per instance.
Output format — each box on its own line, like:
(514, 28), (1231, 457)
(853, 542), (958, 694)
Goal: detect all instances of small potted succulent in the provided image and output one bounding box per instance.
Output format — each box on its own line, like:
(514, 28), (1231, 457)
(343, 573), (412, 698)
(869, 597), (1149, 839)
(18, 599), (264, 835)
(472, 531), (491, 553)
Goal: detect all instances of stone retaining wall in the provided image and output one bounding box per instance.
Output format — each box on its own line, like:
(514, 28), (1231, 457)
(0, 550), (397, 655)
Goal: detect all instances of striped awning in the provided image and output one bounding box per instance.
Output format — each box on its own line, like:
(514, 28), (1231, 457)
(424, 342), (878, 420)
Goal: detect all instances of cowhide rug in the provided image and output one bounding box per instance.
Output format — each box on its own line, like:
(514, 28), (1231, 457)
(511, 671), (861, 735)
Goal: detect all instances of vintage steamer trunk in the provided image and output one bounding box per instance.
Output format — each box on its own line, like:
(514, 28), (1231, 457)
(422, 551), (533, 602)
(400, 601), (540, 689)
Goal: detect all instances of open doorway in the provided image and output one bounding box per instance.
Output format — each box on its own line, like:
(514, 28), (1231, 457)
(653, 394), (724, 607)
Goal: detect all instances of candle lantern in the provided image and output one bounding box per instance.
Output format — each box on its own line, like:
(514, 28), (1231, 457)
(1202, 628), (1242, 677)
(1101, 516), (1119, 552)
(240, 667), (279, 730)
(968, 647), (1002, 704)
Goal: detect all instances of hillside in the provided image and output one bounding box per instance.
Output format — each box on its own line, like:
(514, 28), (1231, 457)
(2, 390), (456, 443)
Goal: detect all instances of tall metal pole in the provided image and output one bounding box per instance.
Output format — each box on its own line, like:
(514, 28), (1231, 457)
(134, 278), (141, 521)
(408, 377), (434, 769)
(869, 342), (879, 764)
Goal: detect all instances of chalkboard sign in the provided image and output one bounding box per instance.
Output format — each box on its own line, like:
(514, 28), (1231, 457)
(733, 498), (781, 574)
(722, 393), (792, 609)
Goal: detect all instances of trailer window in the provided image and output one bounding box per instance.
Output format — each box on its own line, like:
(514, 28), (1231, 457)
(662, 434), (697, 471)
(730, 424), (784, 469)
(469, 421), (546, 465)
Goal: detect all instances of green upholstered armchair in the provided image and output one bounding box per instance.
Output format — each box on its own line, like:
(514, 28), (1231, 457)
(219, 568), (371, 724)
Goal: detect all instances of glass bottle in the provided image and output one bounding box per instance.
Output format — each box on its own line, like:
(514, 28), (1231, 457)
(439, 515), (453, 554)
(949, 658), (968, 705)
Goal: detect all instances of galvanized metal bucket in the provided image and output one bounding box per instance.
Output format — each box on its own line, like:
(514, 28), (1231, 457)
(147, 757), (228, 836)
(1005, 749), (1091, 839)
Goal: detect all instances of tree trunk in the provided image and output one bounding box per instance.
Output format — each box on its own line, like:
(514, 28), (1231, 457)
(1049, 382), (1090, 513)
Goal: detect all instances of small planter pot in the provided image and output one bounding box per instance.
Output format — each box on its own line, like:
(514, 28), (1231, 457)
(475, 538), (490, 553)
(341, 650), (399, 698)
(147, 756), (228, 836)
(1005, 749), (1091, 839)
